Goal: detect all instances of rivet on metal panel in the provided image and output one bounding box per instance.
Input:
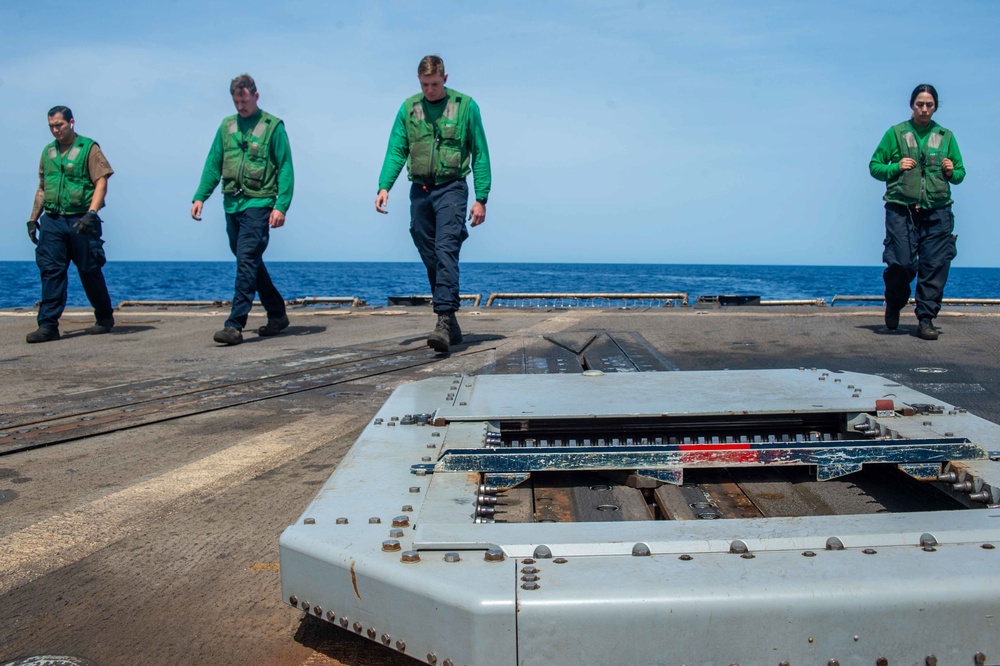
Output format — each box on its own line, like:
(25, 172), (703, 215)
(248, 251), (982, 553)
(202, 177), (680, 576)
(402, 505), (413, 512)
(459, 401), (468, 406)
(381, 633), (391, 645)
(484, 548), (505, 562)
(367, 628), (376, 639)
(353, 621), (363, 633)
(421, 456), (432, 462)
(339, 617), (348, 628)
(632, 542), (651, 556)
(313, 606), (322, 616)
(374, 418), (383, 425)
(409, 486), (422, 493)
(863, 548), (877, 555)
(303, 517), (315, 525)
(415, 469), (428, 477)
(826, 537), (845, 551)
(521, 582), (540, 590)
(983, 543), (996, 550)
(533, 545), (553, 559)
(522, 566), (539, 574)
(553, 558), (568, 564)
(974, 653), (986, 666)
(854, 636), (859, 642)
(326, 610), (335, 621)
(369, 517), (381, 524)
(779, 662), (790, 666)
(729, 540), (749, 554)
(808, 637), (814, 643)
(924, 656), (937, 666)
(444, 660), (454, 666)
(876, 658), (888, 666)
(828, 660), (839, 666)
(427, 443), (437, 448)
(444, 552), (461, 563)
(679, 554), (693, 561)
(741, 553), (755, 559)
(289, 595), (298, 606)
(382, 540), (401, 552)
(427, 653), (438, 665)
(396, 639), (406, 651)
(401, 550), (420, 563)
(392, 516), (410, 527)
(336, 517), (348, 525)
(521, 574), (539, 582)
(522, 558), (536, 564)
(301, 601), (310, 611)
(389, 529), (404, 539)
(802, 551), (816, 557)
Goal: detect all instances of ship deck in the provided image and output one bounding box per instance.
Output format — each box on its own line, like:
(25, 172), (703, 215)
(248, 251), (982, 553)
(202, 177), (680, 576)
(2, 303), (1000, 665)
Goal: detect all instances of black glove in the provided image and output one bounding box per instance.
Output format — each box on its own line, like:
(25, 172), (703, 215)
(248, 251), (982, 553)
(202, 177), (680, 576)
(27, 220), (39, 245)
(74, 210), (99, 235)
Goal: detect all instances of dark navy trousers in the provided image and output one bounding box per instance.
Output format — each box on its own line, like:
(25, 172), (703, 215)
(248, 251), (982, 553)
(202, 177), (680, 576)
(409, 180), (469, 314)
(224, 207), (285, 330)
(882, 203), (957, 321)
(34, 212), (113, 330)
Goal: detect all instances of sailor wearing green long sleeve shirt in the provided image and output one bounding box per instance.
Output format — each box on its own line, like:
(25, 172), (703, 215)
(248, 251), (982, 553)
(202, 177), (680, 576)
(375, 55), (492, 353)
(869, 83), (965, 341)
(191, 74), (294, 346)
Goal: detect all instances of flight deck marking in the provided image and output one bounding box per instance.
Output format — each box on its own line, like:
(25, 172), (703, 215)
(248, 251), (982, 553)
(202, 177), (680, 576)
(0, 412), (352, 596)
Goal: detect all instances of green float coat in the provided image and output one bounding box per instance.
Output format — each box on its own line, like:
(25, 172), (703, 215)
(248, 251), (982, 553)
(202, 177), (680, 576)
(42, 135), (96, 215)
(221, 111), (281, 198)
(870, 120), (966, 209)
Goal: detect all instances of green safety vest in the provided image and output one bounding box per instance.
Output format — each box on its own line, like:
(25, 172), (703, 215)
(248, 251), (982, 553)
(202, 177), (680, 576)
(41, 135), (96, 215)
(220, 111), (281, 198)
(404, 89), (472, 184)
(885, 121), (953, 209)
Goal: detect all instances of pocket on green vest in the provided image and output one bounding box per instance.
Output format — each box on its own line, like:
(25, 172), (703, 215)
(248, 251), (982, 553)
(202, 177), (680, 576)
(242, 158), (267, 190)
(409, 143), (433, 178)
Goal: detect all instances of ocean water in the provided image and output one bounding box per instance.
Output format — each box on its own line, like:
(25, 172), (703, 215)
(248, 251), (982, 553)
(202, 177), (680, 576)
(2, 261), (1000, 309)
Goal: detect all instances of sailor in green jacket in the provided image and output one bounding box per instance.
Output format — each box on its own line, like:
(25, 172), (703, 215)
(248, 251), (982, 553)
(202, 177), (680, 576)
(375, 55), (491, 353)
(870, 83), (965, 341)
(191, 74), (294, 346)
(25, 106), (115, 343)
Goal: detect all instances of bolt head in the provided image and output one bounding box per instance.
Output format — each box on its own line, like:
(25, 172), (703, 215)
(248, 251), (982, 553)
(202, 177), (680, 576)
(409, 486), (421, 493)
(369, 517), (382, 524)
(521, 582), (540, 590)
(802, 551), (816, 557)
(427, 653), (437, 665)
(326, 610), (335, 621)
(289, 595), (298, 606)
(925, 656), (938, 666)
(336, 517), (348, 525)
(313, 606), (322, 616)
(484, 548), (505, 562)
(381, 633), (391, 645)
(877, 658), (888, 666)
(301, 601), (310, 610)
(521, 566), (539, 574)
(401, 550), (420, 563)
(353, 621), (363, 633)
(444, 552), (461, 563)
(396, 639), (406, 651)
(391, 516), (410, 527)
(863, 548), (878, 555)
(339, 617), (348, 628)
(401, 504), (413, 512)
(679, 554), (693, 561)
(444, 660), (454, 666)
(389, 528), (404, 538)
(382, 540), (401, 552)
(367, 628), (376, 639)
(303, 517), (316, 525)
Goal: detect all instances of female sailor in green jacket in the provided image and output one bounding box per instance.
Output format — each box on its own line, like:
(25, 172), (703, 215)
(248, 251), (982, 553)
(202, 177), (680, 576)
(869, 83), (965, 341)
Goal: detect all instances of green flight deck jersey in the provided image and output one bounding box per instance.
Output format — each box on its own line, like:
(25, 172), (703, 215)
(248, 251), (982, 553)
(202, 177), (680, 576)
(193, 110), (294, 214)
(378, 88), (491, 203)
(869, 120), (965, 209)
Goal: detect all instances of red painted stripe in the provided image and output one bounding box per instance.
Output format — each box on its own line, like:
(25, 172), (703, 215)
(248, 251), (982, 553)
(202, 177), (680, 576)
(678, 444), (752, 451)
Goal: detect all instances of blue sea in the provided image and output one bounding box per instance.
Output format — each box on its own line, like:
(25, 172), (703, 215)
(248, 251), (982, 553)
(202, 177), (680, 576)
(2, 261), (1000, 308)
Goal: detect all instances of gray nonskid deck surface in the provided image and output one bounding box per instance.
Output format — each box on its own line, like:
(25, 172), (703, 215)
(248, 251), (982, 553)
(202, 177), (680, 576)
(1, 305), (999, 666)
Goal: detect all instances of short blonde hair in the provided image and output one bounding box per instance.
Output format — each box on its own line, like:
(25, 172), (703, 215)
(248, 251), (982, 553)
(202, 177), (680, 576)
(417, 56), (445, 77)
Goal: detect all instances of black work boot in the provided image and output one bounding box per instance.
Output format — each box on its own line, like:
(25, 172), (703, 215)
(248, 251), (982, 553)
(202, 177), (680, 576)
(213, 326), (244, 345)
(427, 313), (452, 352)
(447, 311), (463, 346)
(257, 314), (289, 337)
(87, 316), (115, 335)
(884, 303), (900, 331)
(917, 318), (939, 340)
(26, 327), (60, 343)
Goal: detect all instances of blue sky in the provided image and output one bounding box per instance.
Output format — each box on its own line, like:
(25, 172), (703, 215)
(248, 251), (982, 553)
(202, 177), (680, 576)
(2, 0), (998, 266)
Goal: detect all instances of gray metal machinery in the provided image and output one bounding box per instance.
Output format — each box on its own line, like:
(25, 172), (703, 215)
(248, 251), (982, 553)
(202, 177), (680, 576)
(279, 369), (1000, 665)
